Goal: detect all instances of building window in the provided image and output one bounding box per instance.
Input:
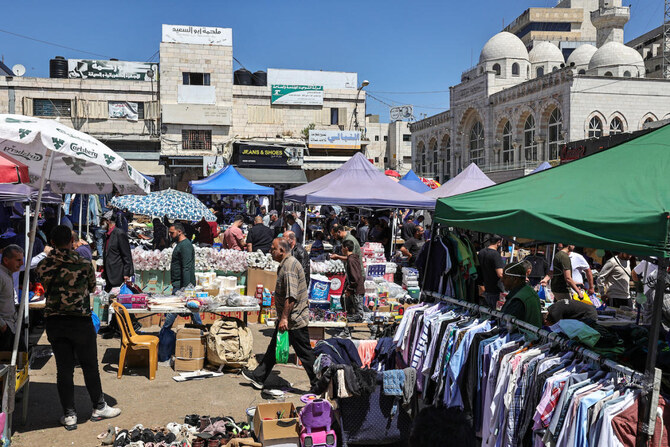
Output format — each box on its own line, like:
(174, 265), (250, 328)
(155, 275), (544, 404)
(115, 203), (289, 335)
(623, 71), (631, 78)
(552, 66), (559, 72)
(182, 72), (211, 86)
(330, 108), (339, 125)
(469, 121), (485, 166)
(428, 139), (437, 176)
(182, 130), (212, 151)
(537, 67), (544, 77)
(33, 99), (71, 117)
(384, 157), (388, 163)
(524, 115), (537, 161)
(588, 116), (603, 138)
(375, 135), (379, 141)
(604, 71), (613, 77)
(403, 134), (411, 142)
(403, 156), (412, 164)
(375, 157), (379, 163)
(502, 121), (513, 165)
(609, 117), (624, 134)
(492, 63), (501, 76)
(512, 63), (520, 76)
(384, 136), (388, 141)
(441, 134), (451, 181)
(645, 116), (655, 125)
(578, 69), (586, 75)
(416, 141), (425, 175)
(548, 108), (562, 160)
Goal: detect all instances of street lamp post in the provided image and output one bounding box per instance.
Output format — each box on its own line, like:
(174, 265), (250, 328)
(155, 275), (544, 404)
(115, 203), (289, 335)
(352, 79), (369, 131)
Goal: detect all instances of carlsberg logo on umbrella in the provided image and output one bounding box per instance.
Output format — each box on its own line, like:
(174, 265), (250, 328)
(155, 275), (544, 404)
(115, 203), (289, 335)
(70, 143), (98, 159)
(3, 146), (43, 162)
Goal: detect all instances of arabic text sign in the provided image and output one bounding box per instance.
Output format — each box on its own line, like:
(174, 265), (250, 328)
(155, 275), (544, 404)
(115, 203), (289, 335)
(309, 130), (361, 149)
(271, 85), (323, 105)
(162, 24), (232, 46)
(68, 60), (157, 82)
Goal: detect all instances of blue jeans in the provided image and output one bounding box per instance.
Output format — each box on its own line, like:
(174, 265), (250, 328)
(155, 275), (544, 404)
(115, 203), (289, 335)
(162, 312), (202, 329)
(94, 227), (105, 258)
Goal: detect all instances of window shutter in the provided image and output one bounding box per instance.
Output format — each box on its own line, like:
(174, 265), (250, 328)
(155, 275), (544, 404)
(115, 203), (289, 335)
(145, 101), (159, 119)
(338, 107), (347, 127)
(22, 97), (33, 116)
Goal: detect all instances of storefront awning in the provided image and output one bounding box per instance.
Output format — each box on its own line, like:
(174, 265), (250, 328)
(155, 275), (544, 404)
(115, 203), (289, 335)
(127, 160), (165, 176)
(236, 168), (307, 185)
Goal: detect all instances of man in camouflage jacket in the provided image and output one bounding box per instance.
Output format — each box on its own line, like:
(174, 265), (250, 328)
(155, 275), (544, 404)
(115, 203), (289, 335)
(36, 225), (121, 430)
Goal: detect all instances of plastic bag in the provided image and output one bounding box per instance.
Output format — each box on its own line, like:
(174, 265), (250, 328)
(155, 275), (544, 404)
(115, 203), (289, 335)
(275, 330), (289, 364)
(91, 312), (100, 333)
(537, 285), (546, 300)
(119, 283), (133, 295)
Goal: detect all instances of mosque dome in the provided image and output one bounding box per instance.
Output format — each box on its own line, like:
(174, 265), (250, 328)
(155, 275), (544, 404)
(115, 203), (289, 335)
(588, 41), (644, 71)
(566, 44), (597, 68)
(529, 42), (564, 64)
(479, 32), (529, 63)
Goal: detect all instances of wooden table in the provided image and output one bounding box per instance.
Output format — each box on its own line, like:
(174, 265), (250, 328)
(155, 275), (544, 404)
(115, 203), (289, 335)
(114, 304), (260, 325)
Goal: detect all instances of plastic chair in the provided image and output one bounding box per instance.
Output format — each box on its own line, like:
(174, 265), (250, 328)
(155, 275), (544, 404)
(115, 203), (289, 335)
(111, 302), (158, 380)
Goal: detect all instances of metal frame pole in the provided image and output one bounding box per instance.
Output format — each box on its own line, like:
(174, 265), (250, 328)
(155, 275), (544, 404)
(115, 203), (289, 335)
(420, 221), (437, 298)
(78, 194), (83, 240)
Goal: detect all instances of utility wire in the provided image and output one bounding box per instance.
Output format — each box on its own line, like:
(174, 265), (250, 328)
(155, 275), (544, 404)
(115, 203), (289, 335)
(0, 27), (110, 58)
(146, 50), (159, 63)
(367, 89), (451, 94)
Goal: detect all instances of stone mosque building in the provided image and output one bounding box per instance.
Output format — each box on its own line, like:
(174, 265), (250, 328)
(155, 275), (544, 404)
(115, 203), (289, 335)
(410, 0), (670, 182)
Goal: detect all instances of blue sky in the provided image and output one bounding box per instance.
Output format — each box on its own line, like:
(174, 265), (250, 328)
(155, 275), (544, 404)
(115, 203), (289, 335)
(0, 0), (662, 121)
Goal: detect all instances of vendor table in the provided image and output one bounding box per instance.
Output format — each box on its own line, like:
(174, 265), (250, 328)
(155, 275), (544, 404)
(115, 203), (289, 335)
(116, 304), (260, 325)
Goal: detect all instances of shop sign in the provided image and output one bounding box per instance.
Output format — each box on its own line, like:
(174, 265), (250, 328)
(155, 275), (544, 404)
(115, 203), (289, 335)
(271, 85), (323, 105)
(309, 130), (361, 149)
(162, 24), (232, 46)
(235, 144), (303, 167)
(68, 59), (157, 82)
(109, 101), (139, 121)
(203, 156), (226, 176)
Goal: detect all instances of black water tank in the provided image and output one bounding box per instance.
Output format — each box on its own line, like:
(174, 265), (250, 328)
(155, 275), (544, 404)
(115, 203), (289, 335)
(253, 70), (267, 86)
(49, 56), (68, 78)
(234, 69), (253, 85)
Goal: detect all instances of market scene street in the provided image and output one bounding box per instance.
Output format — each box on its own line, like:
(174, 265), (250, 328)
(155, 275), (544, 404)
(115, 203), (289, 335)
(2, 0), (670, 446)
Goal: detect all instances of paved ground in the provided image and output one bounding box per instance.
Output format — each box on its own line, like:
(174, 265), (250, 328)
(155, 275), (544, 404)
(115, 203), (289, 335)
(10, 322), (363, 447)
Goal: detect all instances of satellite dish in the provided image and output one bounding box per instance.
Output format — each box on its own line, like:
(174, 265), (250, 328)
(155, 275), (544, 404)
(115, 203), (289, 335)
(12, 64), (25, 77)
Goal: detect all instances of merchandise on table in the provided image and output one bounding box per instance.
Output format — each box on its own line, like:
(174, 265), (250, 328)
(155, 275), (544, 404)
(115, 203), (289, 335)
(310, 259), (345, 275)
(131, 246), (250, 272)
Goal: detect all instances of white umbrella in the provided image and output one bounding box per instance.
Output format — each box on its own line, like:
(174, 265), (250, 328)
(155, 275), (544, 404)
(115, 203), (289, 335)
(0, 114), (149, 367)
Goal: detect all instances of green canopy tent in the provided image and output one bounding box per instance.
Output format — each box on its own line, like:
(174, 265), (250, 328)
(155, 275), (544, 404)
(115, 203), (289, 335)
(433, 124), (670, 443)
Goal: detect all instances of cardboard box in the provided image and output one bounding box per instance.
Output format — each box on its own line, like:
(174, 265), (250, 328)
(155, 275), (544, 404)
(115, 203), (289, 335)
(253, 402), (299, 444)
(247, 268), (278, 294)
(174, 328), (206, 371)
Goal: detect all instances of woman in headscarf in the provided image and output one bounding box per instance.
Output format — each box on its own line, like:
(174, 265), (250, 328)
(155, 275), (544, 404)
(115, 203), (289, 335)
(152, 217), (168, 250)
(500, 260), (543, 327)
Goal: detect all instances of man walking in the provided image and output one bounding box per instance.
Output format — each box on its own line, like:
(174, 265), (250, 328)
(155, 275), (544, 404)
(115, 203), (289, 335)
(164, 223), (201, 329)
(37, 225), (121, 430)
(241, 238), (316, 391)
(341, 239), (366, 330)
(0, 245), (23, 351)
(101, 211), (133, 292)
(477, 235), (505, 308)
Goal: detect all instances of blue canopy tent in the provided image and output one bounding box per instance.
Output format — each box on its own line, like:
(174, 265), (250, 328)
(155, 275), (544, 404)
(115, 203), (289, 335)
(140, 173), (155, 185)
(398, 169), (431, 194)
(189, 165), (275, 195)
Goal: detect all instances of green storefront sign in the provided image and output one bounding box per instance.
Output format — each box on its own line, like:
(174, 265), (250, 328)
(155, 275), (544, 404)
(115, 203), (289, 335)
(271, 84), (324, 105)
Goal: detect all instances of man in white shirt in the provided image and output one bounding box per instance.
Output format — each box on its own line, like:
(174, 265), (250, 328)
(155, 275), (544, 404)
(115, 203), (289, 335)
(632, 259), (661, 325)
(568, 245), (595, 295)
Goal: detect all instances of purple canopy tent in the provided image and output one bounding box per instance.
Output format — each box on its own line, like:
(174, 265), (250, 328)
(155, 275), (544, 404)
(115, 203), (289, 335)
(284, 153), (435, 209)
(423, 163), (495, 199)
(0, 184), (62, 204)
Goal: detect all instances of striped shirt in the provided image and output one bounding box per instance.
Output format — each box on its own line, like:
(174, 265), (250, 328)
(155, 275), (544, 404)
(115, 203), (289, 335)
(275, 255), (309, 330)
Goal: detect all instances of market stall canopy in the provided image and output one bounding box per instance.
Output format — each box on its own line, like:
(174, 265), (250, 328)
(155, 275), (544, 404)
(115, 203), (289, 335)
(284, 153), (436, 208)
(399, 169), (431, 193)
(530, 161), (552, 174)
(384, 169), (401, 178)
(110, 189), (216, 222)
(189, 165), (274, 195)
(434, 125), (670, 257)
(0, 114), (149, 195)
(0, 184), (61, 204)
(0, 153), (29, 184)
(424, 163), (495, 199)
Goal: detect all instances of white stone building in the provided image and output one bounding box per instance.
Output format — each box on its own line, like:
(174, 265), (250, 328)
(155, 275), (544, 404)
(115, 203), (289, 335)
(410, 0), (669, 183)
(364, 115), (412, 174)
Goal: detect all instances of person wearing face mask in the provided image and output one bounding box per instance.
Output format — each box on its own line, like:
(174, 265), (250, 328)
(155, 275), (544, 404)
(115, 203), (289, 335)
(163, 223), (201, 330)
(101, 211), (133, 293)
(500, 261), (542, 327)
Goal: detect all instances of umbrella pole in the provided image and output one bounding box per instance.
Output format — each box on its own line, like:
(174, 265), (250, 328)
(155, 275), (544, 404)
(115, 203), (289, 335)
(24, 203), (29, 259)
(86, 195), (90, 241)
(303, 205), (307, 246)
(391, 209), (398, 260)
(12, 150), (53, 367)
(78, 195), (83, 240)
(57, 202), (61, 225)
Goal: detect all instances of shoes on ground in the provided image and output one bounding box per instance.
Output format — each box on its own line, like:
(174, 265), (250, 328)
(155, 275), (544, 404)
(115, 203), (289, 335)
(60, 414), (77, 431)
(92, 403), (122, 421)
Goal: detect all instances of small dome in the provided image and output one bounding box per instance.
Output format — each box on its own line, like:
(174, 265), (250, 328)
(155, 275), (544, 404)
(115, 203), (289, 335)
(480, 31), (529, 63)
(588, 41), (644, 70)
(529, 42), (564, 64)
(566, 44), (597, 67)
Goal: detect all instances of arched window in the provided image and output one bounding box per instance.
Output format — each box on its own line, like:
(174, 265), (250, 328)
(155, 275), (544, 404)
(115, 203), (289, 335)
(610, 117), (624, 134)
(502, 121), (513, 166)
(588, 116), (603, 138)
(469, 121), (485, 166)
(623, 71), (631, 78)
(512, 63), (520, 76)
(431, 139), (438, 175)
(548, 108), (563, 160)
(527, 66), (530, 77)
(578, 69), (586, 75)
(536, 67), (544, 77)
(645, 116), (655, 125)
(552, 66), (559, 72)
(428, 139), (437, 177)
(604, 71), (613, 77)
(441, 135), (451, 181)
(416, 141), (425, 175)
(492, 63), (501, 76)
(655, 65), (661, 72)
(524, 115), (537, 161)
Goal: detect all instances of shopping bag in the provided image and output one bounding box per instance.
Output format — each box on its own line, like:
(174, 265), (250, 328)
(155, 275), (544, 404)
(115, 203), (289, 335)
(91, 312), (100, 333)
(119, 283), (133, 295)
(537, 285), (546, 300)
(275, 330), (289, 364)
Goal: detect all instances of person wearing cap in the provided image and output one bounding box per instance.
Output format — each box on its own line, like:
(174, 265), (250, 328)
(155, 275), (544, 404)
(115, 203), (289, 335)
(500, 261), (542, 327)
(222, 215), (246, 251)
(100, 211), (133, 292)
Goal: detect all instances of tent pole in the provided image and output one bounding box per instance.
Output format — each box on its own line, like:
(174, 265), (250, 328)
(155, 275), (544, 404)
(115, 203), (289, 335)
(12, 150), (53, 367)
(24, 203), (29, 257)
(57, 202), (61, 225)
(636, 256), (668, 447)
(390, 209), (398, 260)
(303, 204), (307, 246)
(86, 195), (90, 241)
(78, 194), (83, 240)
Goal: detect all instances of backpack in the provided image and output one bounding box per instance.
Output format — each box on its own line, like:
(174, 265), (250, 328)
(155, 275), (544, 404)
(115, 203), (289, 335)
(206, 317), (257, 371)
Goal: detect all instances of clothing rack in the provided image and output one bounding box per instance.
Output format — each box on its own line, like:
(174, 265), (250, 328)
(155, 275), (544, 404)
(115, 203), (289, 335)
(423, 290), (643, 382)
